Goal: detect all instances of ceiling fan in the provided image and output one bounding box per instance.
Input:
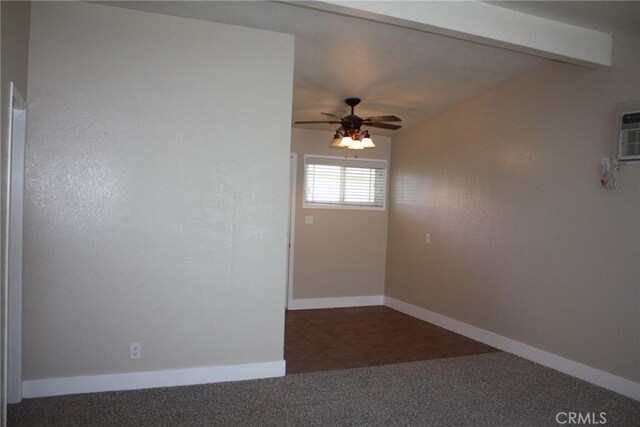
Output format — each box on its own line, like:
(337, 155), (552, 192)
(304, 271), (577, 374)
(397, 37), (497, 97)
(295, 98), (402, 150)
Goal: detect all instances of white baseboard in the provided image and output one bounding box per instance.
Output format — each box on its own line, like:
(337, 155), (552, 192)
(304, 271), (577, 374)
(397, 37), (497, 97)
(287, 295), (383, 310)
(22, 360), (285, 399)
(383, 296), (640, 401)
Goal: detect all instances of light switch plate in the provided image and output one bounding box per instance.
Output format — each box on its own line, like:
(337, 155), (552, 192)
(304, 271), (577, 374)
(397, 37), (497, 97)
(305, 215), (314, 225)
(425, 233), (431, 245)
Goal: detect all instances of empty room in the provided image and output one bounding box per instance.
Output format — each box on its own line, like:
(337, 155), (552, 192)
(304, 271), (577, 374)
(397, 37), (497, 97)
(1, 1), (639, 425)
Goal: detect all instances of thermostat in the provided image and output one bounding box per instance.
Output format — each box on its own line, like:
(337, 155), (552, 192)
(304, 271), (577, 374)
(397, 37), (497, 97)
(617, 101), (640, 163)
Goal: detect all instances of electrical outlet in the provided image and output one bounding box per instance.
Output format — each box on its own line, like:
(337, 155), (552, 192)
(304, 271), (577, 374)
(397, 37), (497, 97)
(130, 342), (141, 359)
(304, 215), (314, 225)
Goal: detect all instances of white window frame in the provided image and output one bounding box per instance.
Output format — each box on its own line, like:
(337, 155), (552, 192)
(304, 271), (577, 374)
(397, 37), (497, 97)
(302, 154), (388, 211)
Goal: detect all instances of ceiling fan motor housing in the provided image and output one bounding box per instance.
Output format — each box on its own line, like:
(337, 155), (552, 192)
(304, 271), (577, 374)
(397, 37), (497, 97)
(342, 115), (363, 131)
(342, 98), (363, 132)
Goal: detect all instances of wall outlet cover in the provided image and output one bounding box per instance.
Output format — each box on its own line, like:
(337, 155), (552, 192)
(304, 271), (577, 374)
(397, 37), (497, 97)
(130, 342), (141, 359)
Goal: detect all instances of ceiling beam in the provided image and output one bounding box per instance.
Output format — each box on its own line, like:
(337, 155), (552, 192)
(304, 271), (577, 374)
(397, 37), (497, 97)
(286, 0), (612, 68)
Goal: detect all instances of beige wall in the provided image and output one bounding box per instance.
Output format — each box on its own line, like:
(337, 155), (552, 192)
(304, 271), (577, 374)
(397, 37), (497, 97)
(23, 2), (293, 379)
(290, 128), (390, 299)
(1, 0), (31, 415)
(386, 31), (640, 382)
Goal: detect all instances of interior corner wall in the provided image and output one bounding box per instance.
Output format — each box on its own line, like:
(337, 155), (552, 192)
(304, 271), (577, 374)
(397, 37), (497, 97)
(1, 0), (31, 416)
(290, 128), (390, 300)
(385, 31), (640, 382)
(23, 2), (293, 380)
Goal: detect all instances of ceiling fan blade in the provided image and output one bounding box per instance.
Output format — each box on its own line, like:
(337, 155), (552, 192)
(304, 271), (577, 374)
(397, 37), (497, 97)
(321, 112), (342, 119)
(294, 120), (342, 124)
(362, 115), (402, 122)
(364, 122), (402, 130)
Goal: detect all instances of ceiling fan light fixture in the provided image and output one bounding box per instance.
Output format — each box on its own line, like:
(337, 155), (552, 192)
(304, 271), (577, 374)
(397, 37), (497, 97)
(348, 138), (365, 150)
(340, 136), (354, 147)
(361, 132), (375, 148)
(330, 133), (344, 148)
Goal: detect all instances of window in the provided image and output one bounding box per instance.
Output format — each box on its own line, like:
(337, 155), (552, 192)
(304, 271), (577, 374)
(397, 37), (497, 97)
(304, 155), (387, 210)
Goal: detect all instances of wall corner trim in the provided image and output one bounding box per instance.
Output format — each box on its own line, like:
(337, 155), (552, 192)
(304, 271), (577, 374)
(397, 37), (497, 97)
(383, 296), (639, 401)
(288, 295), (384, 310)
(22, 360), (286, 399)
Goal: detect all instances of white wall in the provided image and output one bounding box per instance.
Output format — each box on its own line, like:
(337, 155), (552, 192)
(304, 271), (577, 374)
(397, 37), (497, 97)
(386, 31), (640, 382)
(23, 2), (293, 380)
(290, 128), (390, 300)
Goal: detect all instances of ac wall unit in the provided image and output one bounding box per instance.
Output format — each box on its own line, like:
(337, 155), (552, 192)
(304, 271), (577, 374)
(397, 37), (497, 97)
(617, 101), (640, 163)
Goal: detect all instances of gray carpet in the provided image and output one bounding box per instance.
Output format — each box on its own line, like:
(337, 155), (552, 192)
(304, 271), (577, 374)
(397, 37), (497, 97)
(8, 352), (640, 426)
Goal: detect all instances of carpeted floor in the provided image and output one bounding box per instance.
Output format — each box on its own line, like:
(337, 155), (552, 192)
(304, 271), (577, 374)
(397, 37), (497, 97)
(9, 352), (639, 426)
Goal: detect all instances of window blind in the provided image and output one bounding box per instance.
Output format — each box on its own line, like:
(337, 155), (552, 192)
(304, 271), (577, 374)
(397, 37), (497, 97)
(304, 156), (386, 208)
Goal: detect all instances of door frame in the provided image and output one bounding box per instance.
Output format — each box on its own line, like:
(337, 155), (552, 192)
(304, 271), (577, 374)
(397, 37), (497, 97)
(285, 153), (297, 309)
(3, 81), (27, 408)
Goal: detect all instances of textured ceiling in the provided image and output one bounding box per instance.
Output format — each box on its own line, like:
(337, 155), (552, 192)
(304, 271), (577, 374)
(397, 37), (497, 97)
(103, 1), (548, 135)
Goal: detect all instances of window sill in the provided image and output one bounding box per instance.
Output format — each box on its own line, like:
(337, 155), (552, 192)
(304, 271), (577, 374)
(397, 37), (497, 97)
(302, 203), (386, 211)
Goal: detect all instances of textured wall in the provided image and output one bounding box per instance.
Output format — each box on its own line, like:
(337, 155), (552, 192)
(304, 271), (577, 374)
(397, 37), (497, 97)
(290, 128), (390, 299)
(386, 31), (640, 381)
(23, 2), (293, 379)
(1, 0), (31, 414)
